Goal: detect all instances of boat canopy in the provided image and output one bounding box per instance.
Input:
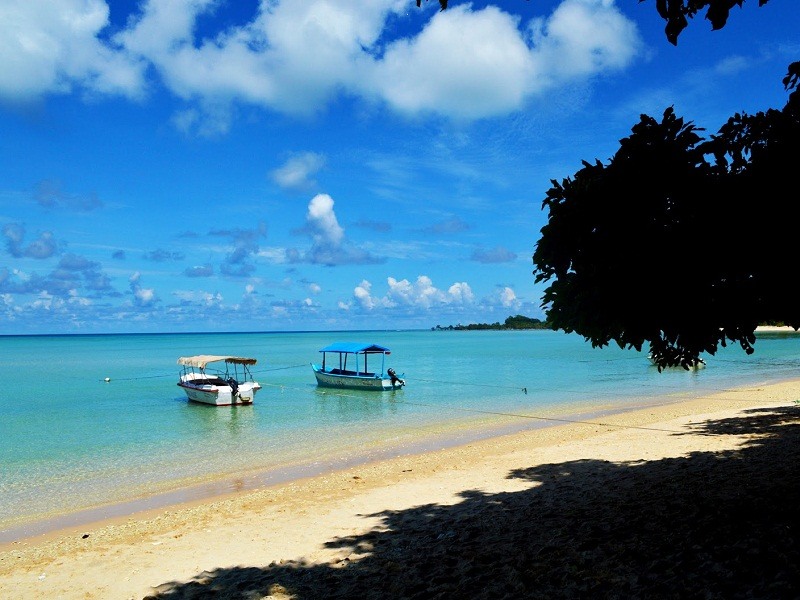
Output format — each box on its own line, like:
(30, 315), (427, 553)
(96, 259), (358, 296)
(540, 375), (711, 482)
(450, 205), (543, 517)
(318, 343), (390, 355)
(178, 355), (258, 369)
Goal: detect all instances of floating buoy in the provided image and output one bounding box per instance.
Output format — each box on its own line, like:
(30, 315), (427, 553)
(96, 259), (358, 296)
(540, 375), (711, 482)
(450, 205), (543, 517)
(104, 377), (111, 383)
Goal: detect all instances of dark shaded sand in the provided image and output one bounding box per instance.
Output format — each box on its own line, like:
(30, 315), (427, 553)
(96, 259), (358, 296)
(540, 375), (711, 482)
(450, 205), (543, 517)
(2, 380), (800, 599)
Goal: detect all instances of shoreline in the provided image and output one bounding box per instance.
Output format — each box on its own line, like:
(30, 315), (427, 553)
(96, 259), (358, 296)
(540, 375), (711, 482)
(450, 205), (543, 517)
(2, 378), (799, 598)
(0, 386), (710, 546)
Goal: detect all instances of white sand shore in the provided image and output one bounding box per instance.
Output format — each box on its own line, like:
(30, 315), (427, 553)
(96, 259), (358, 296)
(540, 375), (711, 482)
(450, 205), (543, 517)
(755, 325), (799, 332)
(2, 379), (800, 599)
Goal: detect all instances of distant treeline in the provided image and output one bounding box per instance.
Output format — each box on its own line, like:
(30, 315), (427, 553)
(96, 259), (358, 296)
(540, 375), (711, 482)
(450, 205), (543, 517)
(432, 315), (553, 331)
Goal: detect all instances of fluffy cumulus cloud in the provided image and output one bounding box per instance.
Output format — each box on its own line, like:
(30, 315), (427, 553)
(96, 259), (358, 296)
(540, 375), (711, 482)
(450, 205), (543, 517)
(307, 193), (344, 247)
(528, 0), (640, 80)
(0, 0), (145, 103)
(354, 279), (376, 310)
(499, 286), (519, 308)
(365, 5), (537, 118)
(0, 0), (641, 125)
(343, 276), (528, 322)
(299, 194), (383, 266)
(352, 275), (474, 311)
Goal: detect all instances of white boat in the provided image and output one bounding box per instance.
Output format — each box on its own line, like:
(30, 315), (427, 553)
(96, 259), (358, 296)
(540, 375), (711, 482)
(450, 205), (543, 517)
(312, 342), (405, 391)
(177, 355), (261, 405)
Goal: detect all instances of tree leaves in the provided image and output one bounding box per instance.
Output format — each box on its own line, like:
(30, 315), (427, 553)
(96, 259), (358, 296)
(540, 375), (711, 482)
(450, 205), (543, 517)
(532, 78), (800, 370)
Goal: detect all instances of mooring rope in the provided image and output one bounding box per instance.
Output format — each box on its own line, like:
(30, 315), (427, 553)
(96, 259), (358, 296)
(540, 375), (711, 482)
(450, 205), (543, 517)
(99, 363), (309, 383)
(254, 382), (687, 434)
(413, 376), (528, 393)
(256, 363), (308, 373)
(98, 373), (174, 382)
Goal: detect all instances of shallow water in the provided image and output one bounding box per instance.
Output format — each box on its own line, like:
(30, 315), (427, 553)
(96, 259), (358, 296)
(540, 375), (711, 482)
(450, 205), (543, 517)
(2, 329), (799, 541)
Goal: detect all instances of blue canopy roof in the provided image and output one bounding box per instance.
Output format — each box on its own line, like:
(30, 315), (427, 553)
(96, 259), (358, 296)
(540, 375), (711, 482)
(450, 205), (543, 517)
(318, 342), (390, 354)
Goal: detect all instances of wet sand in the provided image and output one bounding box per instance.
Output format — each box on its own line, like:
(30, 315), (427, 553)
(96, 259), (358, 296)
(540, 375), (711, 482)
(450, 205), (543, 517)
(2, 378), (799, 599)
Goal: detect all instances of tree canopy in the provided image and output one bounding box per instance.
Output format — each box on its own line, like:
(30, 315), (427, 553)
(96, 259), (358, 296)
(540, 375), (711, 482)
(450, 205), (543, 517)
(532, 65), (799, 369)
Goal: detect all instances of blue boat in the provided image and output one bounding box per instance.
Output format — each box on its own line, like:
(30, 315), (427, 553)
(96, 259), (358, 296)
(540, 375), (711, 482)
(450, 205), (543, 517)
(312, 342), (406, 390)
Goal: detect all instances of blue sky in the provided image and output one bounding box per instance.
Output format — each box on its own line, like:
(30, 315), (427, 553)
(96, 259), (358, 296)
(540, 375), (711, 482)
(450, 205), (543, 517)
(1, 0), (797, 335)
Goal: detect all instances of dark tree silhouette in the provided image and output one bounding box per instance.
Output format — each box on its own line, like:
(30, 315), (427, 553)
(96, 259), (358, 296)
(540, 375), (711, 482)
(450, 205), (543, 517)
(650, 0), (772, 45)
(532, 67), (799, 370)
(528, 0), (796, 369)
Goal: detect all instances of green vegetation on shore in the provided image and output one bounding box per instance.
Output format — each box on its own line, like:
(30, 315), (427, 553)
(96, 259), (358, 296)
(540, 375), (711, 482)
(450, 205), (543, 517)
(432, 315), (553, 331)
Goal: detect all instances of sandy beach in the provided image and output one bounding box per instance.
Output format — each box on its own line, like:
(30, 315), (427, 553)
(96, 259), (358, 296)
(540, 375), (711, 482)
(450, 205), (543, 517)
(2, 379), (800, 599)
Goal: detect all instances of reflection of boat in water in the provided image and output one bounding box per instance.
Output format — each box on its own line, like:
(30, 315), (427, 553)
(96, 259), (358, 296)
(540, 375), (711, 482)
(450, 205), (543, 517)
(312, 342), (405, 391)
(177, 355), (261, 405)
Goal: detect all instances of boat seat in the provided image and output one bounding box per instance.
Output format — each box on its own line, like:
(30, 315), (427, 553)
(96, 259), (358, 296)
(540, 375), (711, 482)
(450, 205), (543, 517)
(190, 376), (228, 385)
(328, 368), (374, 377)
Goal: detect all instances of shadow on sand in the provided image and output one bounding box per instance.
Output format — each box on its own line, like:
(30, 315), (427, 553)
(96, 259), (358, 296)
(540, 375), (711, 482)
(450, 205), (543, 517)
(145, 405), (800, 599)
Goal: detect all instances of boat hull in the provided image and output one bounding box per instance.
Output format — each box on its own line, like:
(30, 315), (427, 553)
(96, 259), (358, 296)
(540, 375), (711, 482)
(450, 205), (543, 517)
(312, 365), (402, 391)
(177, 378), (260, 406)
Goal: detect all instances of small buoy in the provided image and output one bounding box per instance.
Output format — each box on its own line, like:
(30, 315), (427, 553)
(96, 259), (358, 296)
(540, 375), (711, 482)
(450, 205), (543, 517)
(104, 377), (111, 383)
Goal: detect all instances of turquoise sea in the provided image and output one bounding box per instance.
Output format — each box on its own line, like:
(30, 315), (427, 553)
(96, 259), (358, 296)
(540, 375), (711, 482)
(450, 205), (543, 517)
(3, 329), (800, 543)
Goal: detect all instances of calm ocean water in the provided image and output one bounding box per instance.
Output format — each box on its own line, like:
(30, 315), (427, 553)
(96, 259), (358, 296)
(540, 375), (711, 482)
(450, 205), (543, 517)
(2, 329), (800, 542)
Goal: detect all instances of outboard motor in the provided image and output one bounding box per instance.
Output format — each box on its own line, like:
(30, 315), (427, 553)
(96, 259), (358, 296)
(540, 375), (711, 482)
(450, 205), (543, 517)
(387, 368), (405, 387)
(226, 376), (239, 397)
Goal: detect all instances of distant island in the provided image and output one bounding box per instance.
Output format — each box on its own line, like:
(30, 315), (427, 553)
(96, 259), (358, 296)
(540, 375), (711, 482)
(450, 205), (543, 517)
(431, 318), (798, 333)
(432, 315), (553, 331)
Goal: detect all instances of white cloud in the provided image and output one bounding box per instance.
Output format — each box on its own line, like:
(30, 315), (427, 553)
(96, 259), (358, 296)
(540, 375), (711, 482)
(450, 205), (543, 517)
(115, 0), (404, 116)
(528, 0), (640, 80)
(353, 275), (475, 311)
(0, 0), (144, 103)
(307, 193), (344, 246)
(31, 291), (62, 311)
(354, 279), (375, 310)
(499, 286), (518, 308)
(1, 0), (642, 124)
(68, 289), (92, 307)
(271, 152), (326, 191)
(448, 282), (475, 303)
(366, 5), (536, 119)
(300, 193), (383, 266)
(129, 271), (157, 306)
